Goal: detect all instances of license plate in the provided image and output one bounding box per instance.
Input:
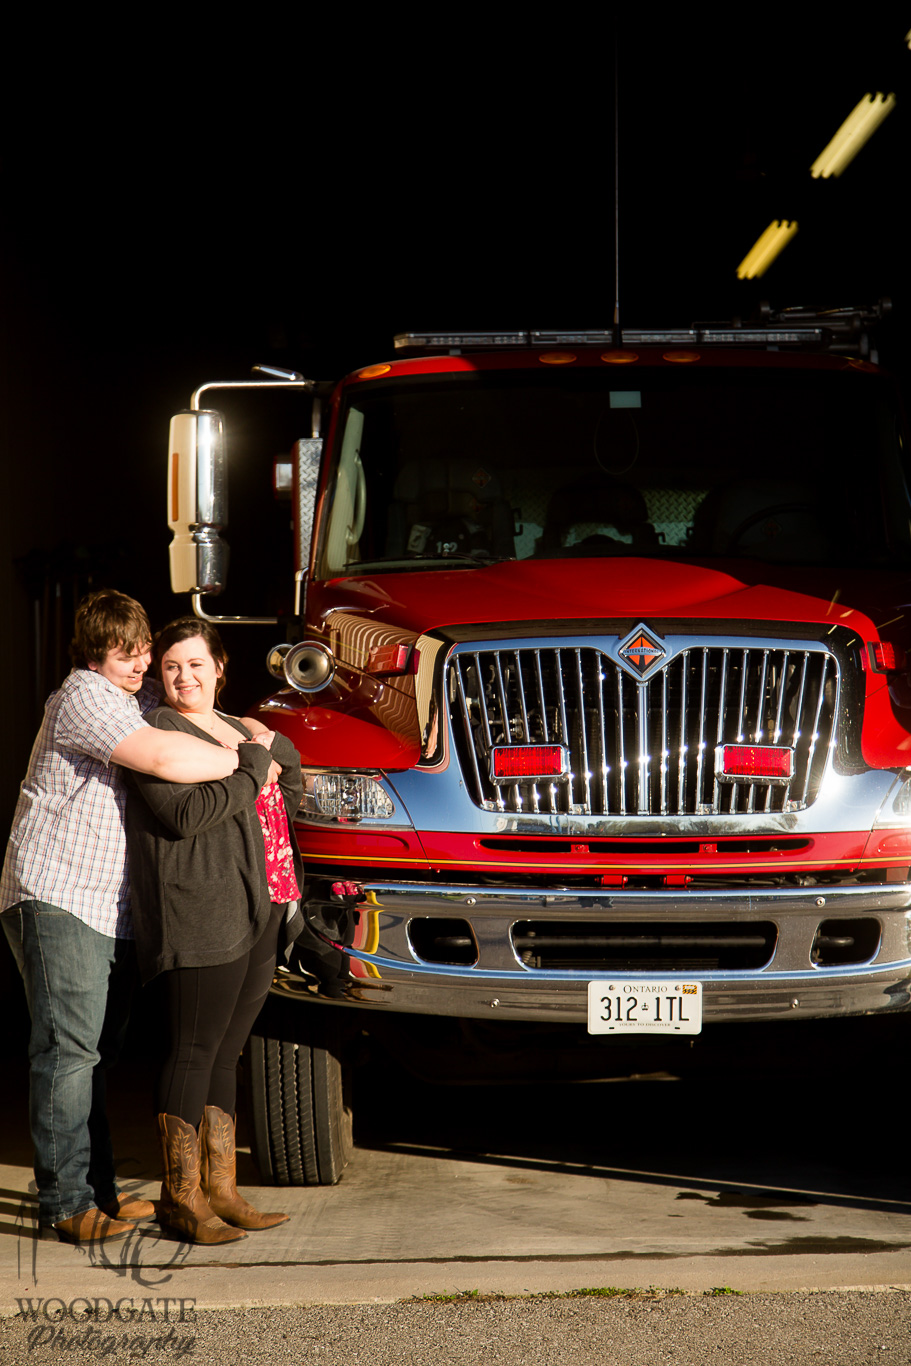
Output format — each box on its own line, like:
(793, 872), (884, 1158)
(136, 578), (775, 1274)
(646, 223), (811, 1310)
(587, 980), (703, 1034)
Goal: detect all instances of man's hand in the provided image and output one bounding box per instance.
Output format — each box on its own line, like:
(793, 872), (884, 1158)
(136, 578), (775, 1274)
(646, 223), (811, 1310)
(240, 731), (281, 785)
(239, 716), (270, 737)
(242, 731), (276, 749)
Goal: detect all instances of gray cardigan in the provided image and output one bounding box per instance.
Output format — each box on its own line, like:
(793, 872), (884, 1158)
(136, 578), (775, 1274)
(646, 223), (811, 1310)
(126, 708), (304, 982)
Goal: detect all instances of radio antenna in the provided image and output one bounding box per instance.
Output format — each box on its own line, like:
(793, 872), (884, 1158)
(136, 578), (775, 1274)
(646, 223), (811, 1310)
(613, 33), (621, 346)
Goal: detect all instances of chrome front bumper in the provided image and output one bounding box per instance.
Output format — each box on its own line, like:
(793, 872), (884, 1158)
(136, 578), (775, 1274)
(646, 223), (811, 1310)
(280, 880), (911, 1024)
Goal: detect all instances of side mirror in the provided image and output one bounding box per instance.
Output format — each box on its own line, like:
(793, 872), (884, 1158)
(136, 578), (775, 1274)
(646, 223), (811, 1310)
(168, 411), (229, 595)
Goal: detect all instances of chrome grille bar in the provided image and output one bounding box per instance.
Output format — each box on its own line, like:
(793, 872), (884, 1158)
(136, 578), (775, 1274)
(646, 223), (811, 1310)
(660, 667), (669, 816)
(678, 652), (688, 814)
(712, 649), (728, 812)
(575, 649), (592, 815)
(617, 666), (627, 816)
(792, 654), (809, 748)
(596, 657), (609, 816)
(695, 648), (708, 811)
(801, 653), (831, 806)
(637, 669), (649, 815)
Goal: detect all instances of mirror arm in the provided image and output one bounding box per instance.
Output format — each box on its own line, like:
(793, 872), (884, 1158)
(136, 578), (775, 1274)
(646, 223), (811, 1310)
(189, 593), (279, 626)
(191, 378), (315, 410)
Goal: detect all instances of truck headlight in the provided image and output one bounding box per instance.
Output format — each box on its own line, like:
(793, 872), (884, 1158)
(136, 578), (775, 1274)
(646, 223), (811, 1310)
(872, 773), (911, 827)
(299, 769), (395, 821)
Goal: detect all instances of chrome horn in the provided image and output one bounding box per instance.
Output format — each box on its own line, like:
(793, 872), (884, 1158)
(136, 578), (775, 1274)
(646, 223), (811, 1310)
(266, 641), (336, 693)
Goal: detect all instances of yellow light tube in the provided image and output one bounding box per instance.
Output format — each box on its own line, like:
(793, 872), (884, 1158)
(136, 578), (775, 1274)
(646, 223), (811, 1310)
(736, 220), (798, 280)
(810, 92), (896, 178)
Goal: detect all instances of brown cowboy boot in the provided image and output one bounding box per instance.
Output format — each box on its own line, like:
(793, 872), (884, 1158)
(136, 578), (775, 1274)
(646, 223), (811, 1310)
(157, 1113), (247, 1245)
(200, 1105), (289, 1230)
(53, 1208), (135, 1244)
(100, 1193), (156, 1221)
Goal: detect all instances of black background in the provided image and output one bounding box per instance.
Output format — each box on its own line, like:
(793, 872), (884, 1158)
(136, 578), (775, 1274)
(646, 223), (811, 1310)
(2, 14), (908, 826)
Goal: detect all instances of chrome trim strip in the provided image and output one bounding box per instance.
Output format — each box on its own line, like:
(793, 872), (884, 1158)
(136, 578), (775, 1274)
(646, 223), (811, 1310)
(382, 763), (900, 838)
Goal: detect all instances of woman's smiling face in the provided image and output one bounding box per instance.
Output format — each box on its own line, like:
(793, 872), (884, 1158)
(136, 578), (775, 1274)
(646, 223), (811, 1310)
(159, 635), (223, 713)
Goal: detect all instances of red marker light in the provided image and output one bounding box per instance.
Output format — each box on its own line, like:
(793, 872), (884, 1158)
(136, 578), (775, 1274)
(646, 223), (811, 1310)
(720, 745), (793, 780)
(868, 642), (906, 672)
(491, 745), (567, 781)
(366, 643), (413, 675)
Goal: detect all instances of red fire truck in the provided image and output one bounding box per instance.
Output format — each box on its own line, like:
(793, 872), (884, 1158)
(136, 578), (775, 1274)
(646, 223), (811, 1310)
(167, 304), (911, 1184)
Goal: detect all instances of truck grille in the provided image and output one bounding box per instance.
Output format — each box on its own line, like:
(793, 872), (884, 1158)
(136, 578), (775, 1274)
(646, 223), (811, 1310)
(449, 640), (838, 816)
(512, 920), (778, 971)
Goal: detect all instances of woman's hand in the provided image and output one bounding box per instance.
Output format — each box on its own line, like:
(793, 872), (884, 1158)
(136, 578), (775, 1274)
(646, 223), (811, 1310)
(266, 760), (282, 785)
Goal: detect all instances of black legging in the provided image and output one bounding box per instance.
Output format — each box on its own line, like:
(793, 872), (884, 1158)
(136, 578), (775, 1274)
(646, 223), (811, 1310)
(157, 903), (284, 1124)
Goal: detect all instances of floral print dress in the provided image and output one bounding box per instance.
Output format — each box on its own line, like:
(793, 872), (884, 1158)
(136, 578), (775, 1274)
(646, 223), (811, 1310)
(255, 781), (301, 903)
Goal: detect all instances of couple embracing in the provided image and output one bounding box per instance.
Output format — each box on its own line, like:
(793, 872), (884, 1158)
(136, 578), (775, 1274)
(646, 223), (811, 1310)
(1, 590), (302, 1246)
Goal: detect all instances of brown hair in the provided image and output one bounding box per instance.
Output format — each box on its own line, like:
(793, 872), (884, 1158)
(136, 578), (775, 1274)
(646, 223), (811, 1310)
(153, 617), (229, 703)
(70, 590), (152, 669)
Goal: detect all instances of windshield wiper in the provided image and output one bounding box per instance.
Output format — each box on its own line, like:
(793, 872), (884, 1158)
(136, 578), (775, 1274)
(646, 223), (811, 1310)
(344, 553), (508, 571)
(409, 551), (506, 565)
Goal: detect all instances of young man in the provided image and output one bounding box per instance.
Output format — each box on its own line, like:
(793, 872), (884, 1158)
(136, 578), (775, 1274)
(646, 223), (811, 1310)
(1, 590), (273, 1245)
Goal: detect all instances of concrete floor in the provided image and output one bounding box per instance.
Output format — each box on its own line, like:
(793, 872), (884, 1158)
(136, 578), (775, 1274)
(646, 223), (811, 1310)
(3, 1010), (911, 1308)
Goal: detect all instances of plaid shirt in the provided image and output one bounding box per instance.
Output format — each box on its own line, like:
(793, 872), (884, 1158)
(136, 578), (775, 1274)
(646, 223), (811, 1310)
(0, 669), (159, 938)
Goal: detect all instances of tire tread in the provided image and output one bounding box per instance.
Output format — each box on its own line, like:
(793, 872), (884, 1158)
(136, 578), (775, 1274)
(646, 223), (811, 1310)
(246, 1004), (353, 1186)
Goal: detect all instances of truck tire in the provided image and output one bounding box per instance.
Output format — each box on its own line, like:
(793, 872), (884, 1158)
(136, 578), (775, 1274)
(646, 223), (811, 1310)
(245, 1001), (353, 1186)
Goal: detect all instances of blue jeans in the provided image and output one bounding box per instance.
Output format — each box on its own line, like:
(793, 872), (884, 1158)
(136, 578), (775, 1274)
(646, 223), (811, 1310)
(2, 902), (137, 1227)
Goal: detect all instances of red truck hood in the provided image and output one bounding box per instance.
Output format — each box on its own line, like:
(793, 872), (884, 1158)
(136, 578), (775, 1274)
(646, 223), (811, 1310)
(260, 557), (911, 770)
(313, 557), (891, 637)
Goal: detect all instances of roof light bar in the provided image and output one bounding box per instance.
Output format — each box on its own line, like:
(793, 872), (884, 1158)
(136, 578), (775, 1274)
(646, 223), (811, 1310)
(702, 328), (820, 344)
(394, 332), (528, 350)
(622, 330), (696, 345)
(811, 93), (896, 179)
(532, 331), (616, 345)
(393, 304), (888, 359)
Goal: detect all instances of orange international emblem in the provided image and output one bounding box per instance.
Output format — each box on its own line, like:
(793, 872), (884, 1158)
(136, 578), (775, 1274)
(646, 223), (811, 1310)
(618, 626), (666, 676)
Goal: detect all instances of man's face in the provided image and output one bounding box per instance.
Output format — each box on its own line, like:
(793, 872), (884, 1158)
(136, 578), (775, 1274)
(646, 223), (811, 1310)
(88, 643), (152, 694)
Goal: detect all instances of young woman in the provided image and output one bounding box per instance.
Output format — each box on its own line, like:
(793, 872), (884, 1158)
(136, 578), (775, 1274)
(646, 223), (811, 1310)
(127, 618), (304, 1245)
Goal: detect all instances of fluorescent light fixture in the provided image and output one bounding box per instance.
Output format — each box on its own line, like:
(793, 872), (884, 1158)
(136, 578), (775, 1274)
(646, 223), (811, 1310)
(736, 220), (798, 280)
(810, 92), (896, 178)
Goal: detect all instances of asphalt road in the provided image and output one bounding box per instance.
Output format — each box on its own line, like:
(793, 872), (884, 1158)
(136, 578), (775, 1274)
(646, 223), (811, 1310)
(2, 1293), (911, 1364)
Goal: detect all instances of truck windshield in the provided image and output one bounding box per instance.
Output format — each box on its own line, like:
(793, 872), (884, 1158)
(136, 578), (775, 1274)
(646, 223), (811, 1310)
(318, 366), (907, 576)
